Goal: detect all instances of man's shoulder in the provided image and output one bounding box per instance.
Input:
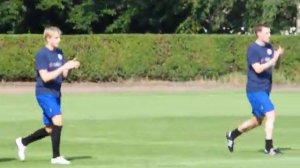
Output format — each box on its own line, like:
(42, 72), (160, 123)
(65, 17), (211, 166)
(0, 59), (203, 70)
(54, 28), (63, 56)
(36, 47), (48, 56)
(247, 42), (260, 55)
(35, 47), (51, 61)
(248, 42), (258, 49)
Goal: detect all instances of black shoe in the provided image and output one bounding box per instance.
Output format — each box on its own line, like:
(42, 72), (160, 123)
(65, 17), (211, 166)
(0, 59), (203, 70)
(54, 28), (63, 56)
(264, 148), (281, 156)
(226, 131), (234, 152)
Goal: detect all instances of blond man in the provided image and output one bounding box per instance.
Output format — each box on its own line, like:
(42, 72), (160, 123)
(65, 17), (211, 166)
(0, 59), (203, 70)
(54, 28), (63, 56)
(16, 26), (80, 164)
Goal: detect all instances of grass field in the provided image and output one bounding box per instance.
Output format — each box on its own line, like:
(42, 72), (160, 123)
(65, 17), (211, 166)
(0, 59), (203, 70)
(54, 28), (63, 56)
(1, 90), (300, 168)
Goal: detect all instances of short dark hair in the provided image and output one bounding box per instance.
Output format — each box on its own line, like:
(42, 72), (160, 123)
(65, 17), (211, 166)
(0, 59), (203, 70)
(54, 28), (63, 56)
(254, 24), (269, 36)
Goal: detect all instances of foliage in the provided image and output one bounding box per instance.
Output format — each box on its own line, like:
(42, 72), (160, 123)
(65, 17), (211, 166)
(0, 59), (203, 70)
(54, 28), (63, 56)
(1, 34), (300, 82)
(0, 0), (298, 34)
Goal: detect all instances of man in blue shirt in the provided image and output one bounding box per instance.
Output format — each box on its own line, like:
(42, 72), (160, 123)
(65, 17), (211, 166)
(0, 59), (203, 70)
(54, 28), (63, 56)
(15, 26), (80, 164)
(226, 25), (284, 155)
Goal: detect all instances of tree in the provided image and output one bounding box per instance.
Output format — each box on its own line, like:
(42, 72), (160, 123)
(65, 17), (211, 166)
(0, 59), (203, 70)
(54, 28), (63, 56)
(0, 0), (25, 33)
(21, 0), (74, 33)
(0, 0), (298, 34)
(244, 0), (297, 33)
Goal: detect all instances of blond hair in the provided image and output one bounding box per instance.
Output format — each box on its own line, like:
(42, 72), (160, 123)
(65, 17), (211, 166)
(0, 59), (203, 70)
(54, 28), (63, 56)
(43, 26), (62, 42)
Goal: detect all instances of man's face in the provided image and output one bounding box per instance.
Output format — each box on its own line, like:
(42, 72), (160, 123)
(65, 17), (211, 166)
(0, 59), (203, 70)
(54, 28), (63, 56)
(47, 31), (61, 48)
(257, 27), (271, 43)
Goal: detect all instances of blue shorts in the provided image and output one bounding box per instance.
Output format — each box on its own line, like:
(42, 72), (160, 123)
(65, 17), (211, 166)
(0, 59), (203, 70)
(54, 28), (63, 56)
(36, 94), (61, 125)
(247, 91), (274, 118)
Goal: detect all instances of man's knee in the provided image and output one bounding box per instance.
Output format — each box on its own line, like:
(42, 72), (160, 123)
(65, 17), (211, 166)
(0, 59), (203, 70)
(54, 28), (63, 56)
(253, 116), (263, 126)
(45, 125), (53, 134)
(52, 114), (63, 126)
(257, 119), (263, 126)
(265, 111), (276, 121)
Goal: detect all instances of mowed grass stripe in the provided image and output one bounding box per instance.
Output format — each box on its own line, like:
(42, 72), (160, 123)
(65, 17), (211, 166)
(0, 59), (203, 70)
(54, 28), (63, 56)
(0, 91), (300, 168)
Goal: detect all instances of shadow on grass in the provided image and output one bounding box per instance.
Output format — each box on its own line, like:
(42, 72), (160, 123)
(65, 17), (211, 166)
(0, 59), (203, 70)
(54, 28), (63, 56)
(0, 158), (16, 162)
(258, 147), (293, 154)
(66, 156), (93, 161)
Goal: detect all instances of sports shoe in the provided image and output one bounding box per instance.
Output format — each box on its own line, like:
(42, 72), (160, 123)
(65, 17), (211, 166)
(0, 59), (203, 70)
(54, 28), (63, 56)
(264, 148), (281, 156)
(226, 131), (234, 152)
(51, 156), (71, 165)
(16, 137), (26, 161)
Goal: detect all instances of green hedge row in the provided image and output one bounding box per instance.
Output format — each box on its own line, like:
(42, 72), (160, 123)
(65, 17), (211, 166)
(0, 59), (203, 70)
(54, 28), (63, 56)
(0, 34), (300, 82)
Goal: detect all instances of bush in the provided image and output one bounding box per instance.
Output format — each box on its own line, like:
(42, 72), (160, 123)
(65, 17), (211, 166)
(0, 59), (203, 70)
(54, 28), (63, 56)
(0, 34), (299, 82)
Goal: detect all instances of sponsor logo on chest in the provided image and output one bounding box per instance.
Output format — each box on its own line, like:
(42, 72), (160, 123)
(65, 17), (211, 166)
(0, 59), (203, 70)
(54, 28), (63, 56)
(260, 48), (273, 64)
(49, 54), (63, 68)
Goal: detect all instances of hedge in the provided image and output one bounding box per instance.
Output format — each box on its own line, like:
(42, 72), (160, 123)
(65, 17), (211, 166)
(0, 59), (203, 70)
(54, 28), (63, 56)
(0, 34), (300, 82)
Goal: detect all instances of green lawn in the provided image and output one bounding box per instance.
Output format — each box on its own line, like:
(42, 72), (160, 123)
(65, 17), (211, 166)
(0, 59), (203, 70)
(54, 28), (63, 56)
(1, 90), (300, 168)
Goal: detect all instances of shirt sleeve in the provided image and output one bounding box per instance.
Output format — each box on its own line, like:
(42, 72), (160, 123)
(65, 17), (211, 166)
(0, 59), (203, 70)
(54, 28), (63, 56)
(35, 51), (49, 70)
(247, 46), (260, 65)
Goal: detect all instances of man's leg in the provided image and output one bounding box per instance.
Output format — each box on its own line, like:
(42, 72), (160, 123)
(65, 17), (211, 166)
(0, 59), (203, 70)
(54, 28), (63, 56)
(21, 126), (52, 146)
(51, 114), (63, 159)
(226, 116), (262, 152)
(264, 111), (279, 155)
(50, 114), (70, 165)
(16, 126), (51, 161)
(238, 116), (263, 133)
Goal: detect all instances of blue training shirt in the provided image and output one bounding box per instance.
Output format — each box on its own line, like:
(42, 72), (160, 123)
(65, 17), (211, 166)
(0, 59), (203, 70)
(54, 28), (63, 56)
(35, 47), (65, 97)
(246, 42), (274, 92)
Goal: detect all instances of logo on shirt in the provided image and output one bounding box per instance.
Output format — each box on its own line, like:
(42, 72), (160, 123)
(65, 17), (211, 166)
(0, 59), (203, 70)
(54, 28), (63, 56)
(49, 62), (63, 68)
(58, 54), (63, 60)
(265, 57), (271, 62)
(267, 49), (273, 55)
(260, 57), (271, 64)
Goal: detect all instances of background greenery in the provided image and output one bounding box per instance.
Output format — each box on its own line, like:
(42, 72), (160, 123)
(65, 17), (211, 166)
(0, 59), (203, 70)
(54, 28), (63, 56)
(0, 34), (299, 82)
(0, 0), (298, 34)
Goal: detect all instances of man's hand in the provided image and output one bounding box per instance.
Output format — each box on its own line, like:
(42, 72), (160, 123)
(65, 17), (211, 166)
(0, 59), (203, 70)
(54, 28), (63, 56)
(63, 58), (80, 70)
(274, 46), (284, 59)
(274, 46), (284, 69)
